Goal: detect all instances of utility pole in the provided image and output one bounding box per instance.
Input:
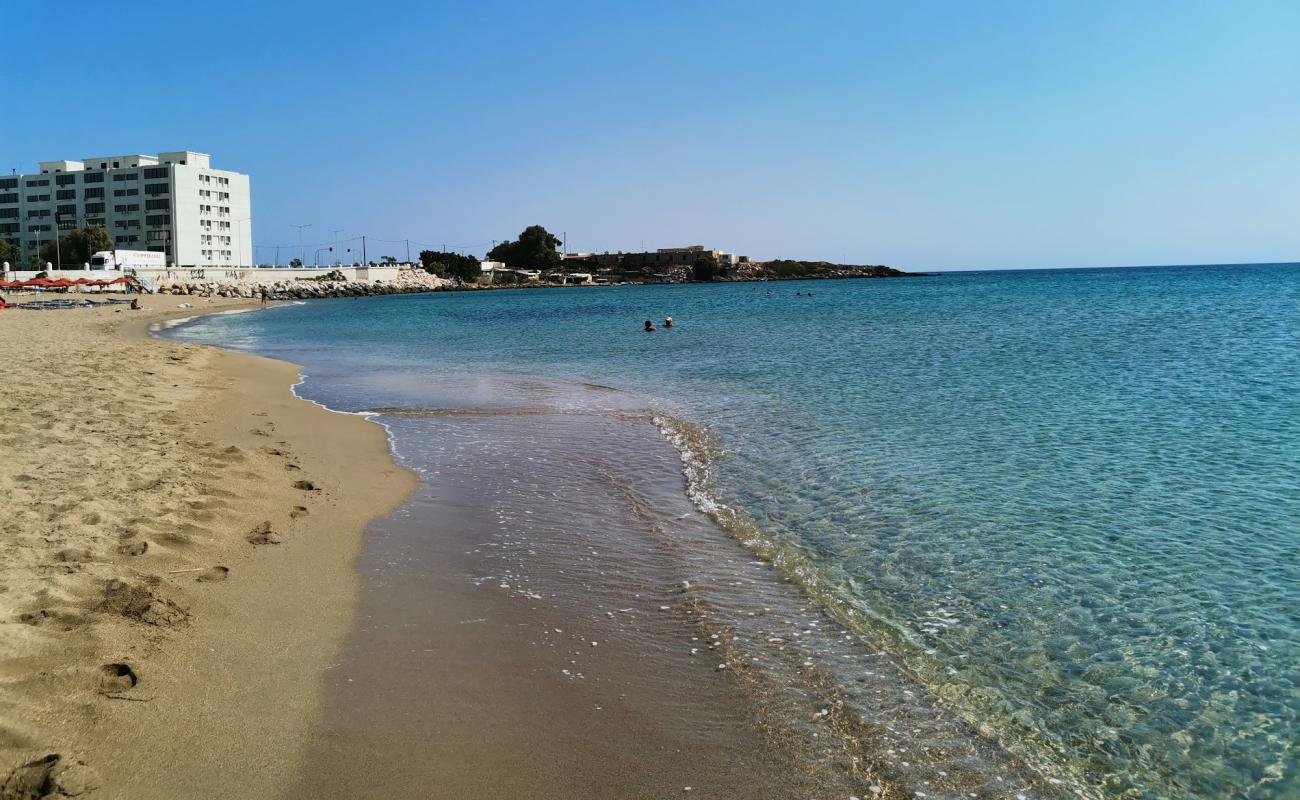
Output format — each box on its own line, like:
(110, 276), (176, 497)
(361, 235), (367, 265)
(291, 223), (312, 266)
(405, 239), (410, 263)
(563, 231), (567, 256)
(332, 229), (344, 266)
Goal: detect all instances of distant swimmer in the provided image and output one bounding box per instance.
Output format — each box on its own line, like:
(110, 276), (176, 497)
(644, 319), (656, 332)
(664, 316), (674, 328)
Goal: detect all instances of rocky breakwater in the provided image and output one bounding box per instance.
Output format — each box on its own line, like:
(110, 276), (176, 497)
(153, 269), (454, 300)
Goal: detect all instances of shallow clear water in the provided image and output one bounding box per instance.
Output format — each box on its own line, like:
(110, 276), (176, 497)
(168, 264), (1300, 798)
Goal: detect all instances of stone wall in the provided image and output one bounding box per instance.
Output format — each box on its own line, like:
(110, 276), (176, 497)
(151, 267), (452, 299)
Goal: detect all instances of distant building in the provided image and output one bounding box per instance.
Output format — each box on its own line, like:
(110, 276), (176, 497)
(0, 150), (251, 268)
(566, 245), (749, 270)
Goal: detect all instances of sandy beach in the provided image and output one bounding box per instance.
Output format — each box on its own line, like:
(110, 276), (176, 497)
(0, 295), (415, 798)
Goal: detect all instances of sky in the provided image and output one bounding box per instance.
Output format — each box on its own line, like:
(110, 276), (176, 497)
(1, 0), (1297, 270)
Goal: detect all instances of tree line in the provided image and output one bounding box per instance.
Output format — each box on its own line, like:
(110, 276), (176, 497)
(0, 225), (113, 268)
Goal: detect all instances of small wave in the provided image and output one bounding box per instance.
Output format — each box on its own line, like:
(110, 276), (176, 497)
(652, 411), (1087, 798)
(364, 406), (572, 418)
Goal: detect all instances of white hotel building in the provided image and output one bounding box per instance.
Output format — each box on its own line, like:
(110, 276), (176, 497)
(0, 151), (251, 268)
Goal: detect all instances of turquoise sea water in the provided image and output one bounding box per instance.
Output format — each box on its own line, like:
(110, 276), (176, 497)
(169, 264), (1299, 798)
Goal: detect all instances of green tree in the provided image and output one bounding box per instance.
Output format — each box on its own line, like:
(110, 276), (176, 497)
(0, 239), (17, 267)
(289, 257), (304, 268)
(419, 250), (481, 282)
(691, 253), (720, 282)
(38, 225), (113, 268)
(487, 225), (562, 271)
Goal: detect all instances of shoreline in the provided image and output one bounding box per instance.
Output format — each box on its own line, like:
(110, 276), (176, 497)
(167, 293), (1073, 799)
(0, 296), (416, 797)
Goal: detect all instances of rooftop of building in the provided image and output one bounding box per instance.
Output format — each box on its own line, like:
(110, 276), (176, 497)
(35, 151), (212, 174)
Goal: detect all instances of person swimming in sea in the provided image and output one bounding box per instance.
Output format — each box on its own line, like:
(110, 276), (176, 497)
(664, 316), (673, 328)
(644, 319), (656, 332)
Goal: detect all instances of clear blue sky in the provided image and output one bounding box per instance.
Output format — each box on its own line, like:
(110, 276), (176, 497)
(2, 1), (1297, 269)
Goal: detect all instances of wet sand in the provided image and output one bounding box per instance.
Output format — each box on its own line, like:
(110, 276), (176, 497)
(0, 295), (415, 797)
(281, 377), (1063, 800)
(288, 409), (820, 799)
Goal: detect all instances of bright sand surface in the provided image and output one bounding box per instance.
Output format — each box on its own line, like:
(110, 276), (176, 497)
(0, 295), (416, 797)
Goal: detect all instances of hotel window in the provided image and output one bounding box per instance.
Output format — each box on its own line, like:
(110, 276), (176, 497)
(25, 178), (49, 187)
(146, 214), (170, 226)
(57, 204), (76, 215)
(112, 172), (138, 182)
(55, 174), (77, 186)
(56, 189), (76, 200)
(0, 177), (17, 190)
(113, 188), (139, 197)
(145, 198), (168, 210)
(83, 172), (104, 183)
(143, 166), (169, 179)
(144, 183), (169, 196)
(114, 204), (140, 213)
(84, 187), (104, 199)
(0, 208), (16, 219)
(26, 194), (50, 202)
(85, 202), (105, 214)
(0, 193), (16, 204)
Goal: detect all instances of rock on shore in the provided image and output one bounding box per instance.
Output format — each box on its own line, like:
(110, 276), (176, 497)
(153, 268), (454, 300)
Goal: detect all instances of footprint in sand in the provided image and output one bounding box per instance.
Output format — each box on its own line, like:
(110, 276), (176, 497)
(99, 580), (188, 626)
(116, 541), (148, 557)
(289, 506), (309, 519)
(156, 531), (193, 549)
(292, 480), (318, 492)
(216, 446), (246, 462)
(246, 522), (281, 546)
(0, 754), (75, 796)
(18, 609), (53, 626)
(98, 663), (138, 693)
(195, 566), (230, 583)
